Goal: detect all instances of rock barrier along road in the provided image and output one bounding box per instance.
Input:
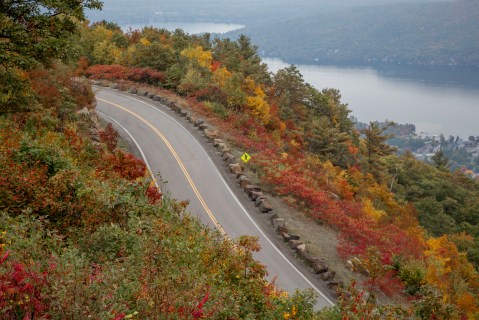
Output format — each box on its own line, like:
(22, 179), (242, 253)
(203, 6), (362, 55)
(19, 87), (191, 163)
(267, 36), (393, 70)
(95, 87), (335, 309)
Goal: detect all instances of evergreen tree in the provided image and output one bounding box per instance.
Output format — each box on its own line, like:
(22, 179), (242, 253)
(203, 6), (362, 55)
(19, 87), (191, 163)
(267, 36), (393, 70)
(431, 149), (450, 171)
(361, 122), (396, 179)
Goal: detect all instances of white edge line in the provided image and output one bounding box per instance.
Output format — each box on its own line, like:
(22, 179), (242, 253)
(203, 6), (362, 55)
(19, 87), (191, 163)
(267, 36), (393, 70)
(96, 110), (160, 191)
(97, 89), (335, 306)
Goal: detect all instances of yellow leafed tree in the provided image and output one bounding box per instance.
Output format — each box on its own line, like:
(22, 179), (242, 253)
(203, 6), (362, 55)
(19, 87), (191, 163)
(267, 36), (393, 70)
(362, 198), (386, 221)
(181, 46), (213, 69)
(213, 66), (231, 88)
(424, 235), (479, 313)
(243, 77), (270, 124)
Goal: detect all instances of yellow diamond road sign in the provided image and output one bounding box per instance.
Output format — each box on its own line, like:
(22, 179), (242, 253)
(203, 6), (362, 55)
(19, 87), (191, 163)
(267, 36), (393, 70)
(241, 153), (251, 163)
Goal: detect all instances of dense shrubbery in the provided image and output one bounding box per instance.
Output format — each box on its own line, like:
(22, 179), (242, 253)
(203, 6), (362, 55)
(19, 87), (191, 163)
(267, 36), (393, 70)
(1, 4), (320, 316)
(2, 0), (479, 316)
(80, 21), (479, 318)
(0, 67), (319, 319)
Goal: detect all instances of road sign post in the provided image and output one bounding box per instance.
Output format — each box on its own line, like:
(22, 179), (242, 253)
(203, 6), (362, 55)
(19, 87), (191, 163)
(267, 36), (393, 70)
(241, 152), (251, 163)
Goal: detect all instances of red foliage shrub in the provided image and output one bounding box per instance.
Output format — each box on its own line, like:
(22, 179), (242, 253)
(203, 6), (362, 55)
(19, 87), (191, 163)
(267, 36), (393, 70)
(108, 151), (147, 181)
(0, 251), (51, 319)
(85, 64), (126, 80)
(75, 56), (90, 76)
(28, 69), (62, 108)
(85, 65), (165, 85)
(64, 127), (84, 151)
(99, 123), (119, 152)
(145, 184), (163, 204)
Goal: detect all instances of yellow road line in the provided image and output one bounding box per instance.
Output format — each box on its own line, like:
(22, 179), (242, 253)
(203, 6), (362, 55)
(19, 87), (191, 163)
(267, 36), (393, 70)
(98, 98), (226, 236)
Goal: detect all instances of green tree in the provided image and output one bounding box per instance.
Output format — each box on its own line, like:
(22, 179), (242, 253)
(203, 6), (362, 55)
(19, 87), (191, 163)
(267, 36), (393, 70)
(431, 149), (450, 171)
(416, 197), (457, 236)
(361, 122), (396, 179)
(273, 65), (310, 122)
(0, 0), (102, 69)
(131, 41), (176, 71)
(1, 0), (102, 114)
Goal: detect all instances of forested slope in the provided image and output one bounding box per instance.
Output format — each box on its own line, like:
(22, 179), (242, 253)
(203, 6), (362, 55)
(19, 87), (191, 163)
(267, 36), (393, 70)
(2, 0), (479, 318)
(0, 2), (319, 319)
(79, 20), (479, 318)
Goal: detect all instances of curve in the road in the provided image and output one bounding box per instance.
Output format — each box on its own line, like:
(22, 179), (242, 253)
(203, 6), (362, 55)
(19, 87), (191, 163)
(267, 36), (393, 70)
(98, 98), (226, 236)
(96, 89), (335, 308)
(97, 110), (160, 190)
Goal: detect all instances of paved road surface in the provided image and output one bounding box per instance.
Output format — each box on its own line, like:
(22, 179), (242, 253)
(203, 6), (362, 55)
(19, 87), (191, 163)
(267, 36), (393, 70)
(95, 88), (335, 309)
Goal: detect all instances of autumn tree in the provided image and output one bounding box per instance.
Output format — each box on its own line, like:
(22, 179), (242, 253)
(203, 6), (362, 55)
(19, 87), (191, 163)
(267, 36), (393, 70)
(361, 122), (396, 179)
(0, 0), (102, 70)
(0, 0), (102, 114)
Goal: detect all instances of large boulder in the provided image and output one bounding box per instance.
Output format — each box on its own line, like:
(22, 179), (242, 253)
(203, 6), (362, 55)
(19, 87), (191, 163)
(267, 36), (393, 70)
(301, 254), (318, 266)
(282, 233), (293, 242)
(296, 243), (306, 252)
(277, 225), (289, 235)
(238, 175), (250, 188)
(289, 240), (303, 250)
(255, 196), (266, 207)
(221, 148), (231, 157)
(312, 260), (329, 274)
(272, 217), (285, 227)
(327, 280), (343, 293)
(204, 129), (218, 142)
(194, 119), (204, 127)
(213, 139), (223, 147)
(222, 153), (235, 163)
(229, 163), (243, 175)
(216, 142), (227, 151)
(259, 200), (273, 213)
(321, 271), (336, 281)
(248, 190), (264, 201)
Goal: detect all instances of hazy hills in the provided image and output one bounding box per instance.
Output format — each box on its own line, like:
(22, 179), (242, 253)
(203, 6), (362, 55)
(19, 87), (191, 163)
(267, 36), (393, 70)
(225, 0), (479, 66)
(86, 0), (444, 25)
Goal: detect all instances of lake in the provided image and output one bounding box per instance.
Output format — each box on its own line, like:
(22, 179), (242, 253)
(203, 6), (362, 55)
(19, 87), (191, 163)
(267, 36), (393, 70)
(264, 58), (479, 138)
(117, 20), (479, 138)
(121, 21), (244, 34)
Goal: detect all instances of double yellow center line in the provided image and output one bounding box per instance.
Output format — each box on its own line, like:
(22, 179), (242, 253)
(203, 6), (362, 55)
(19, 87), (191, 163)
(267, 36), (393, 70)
(98, 98), (226, 236)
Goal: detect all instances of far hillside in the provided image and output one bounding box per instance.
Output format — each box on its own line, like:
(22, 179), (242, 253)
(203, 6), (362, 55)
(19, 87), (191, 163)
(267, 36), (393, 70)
(225, 0), (479, 66)
(87, 0), (445, 25)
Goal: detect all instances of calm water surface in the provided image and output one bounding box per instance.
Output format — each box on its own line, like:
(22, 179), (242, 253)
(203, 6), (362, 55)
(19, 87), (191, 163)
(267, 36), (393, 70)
(264, 58), (479, 138)
(121, 21), (244, 34)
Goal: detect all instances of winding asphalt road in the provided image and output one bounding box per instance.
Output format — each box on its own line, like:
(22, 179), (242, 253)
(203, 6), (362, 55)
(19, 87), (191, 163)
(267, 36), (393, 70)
(95, 88), (335, 309)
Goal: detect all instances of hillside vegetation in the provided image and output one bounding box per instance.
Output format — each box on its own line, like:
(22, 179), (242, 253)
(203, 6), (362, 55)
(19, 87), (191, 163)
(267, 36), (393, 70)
(2, 0), (479, 318)
(78, 20), (479, 318)
(0, 2), (320, 319)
